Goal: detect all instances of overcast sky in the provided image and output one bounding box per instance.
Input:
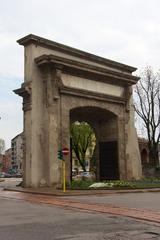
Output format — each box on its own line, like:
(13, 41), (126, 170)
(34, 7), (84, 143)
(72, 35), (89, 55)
(0, 0), (160, 149)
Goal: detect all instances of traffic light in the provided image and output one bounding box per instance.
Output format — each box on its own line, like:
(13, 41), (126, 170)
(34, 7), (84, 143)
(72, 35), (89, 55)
(58, 150), (63, 160)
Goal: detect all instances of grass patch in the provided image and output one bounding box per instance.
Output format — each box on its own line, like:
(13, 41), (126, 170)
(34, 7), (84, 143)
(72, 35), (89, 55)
(69, 178), (160, 190)
(70, 180), (94, 190)
(129, 178), (160, 188)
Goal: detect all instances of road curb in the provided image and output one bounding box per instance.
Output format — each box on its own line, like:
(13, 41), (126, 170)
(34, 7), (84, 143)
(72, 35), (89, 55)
(3, 187), (160, 197)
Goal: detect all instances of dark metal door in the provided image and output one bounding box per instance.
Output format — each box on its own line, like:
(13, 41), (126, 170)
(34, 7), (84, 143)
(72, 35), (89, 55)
(99, 141), (119, 180)
(70, 138), (73, 182)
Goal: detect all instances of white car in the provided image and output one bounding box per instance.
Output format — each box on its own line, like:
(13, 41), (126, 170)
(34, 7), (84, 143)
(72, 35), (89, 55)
(73, 172), (95, 180)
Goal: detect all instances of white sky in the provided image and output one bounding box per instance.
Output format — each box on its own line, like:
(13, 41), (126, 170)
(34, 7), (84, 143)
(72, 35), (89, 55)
(0, 0), (160, 149)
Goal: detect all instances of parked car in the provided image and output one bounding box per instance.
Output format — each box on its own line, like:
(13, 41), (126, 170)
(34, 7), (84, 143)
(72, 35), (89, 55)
(73, 171), (95, 180)
(0, 172), (12, 178)
(12, 172), (22, 178)
(0, 171), (22, 178)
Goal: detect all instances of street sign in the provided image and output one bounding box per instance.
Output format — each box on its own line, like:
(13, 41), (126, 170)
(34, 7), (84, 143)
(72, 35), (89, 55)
(62, 147), (69, 156)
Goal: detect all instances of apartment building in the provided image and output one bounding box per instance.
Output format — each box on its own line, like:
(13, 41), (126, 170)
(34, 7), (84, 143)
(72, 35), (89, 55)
(11, 133), (23, 172)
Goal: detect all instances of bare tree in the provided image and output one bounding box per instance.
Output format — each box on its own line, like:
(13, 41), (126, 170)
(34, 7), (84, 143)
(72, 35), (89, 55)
(134, 66), (160, 165)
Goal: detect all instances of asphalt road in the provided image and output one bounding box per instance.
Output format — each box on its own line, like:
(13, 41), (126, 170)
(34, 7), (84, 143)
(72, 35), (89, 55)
(0, 179), (160, 239)
(63, 192), (160, 211)
(0, 197), (160, 240)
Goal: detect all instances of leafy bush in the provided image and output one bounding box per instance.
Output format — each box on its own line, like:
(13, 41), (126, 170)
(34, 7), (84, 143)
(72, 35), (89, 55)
(107, 180), (135, 188)
(69, 179), (160, 190)
(139, 177), (160, 182)
(155, 166), (160, 171)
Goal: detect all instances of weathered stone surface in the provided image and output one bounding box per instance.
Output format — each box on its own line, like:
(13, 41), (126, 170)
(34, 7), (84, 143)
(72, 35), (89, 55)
(15, 34), (142, 187)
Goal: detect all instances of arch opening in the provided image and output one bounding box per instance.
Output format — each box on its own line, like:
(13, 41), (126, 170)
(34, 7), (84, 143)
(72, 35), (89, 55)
(70, 106), (119, 181)
(70, 121), (96, 179)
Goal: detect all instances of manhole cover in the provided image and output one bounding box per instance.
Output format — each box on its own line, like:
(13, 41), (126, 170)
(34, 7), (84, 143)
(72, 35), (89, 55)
(104, 231), (160, 240)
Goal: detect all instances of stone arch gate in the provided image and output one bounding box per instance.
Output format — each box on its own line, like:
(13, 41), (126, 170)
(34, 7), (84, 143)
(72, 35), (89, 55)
(70, 106), (119, 181)
(15, 34), (142, 188)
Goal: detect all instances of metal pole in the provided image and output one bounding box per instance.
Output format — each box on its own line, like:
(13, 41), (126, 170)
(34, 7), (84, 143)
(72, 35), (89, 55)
(63, 160), (66, 193)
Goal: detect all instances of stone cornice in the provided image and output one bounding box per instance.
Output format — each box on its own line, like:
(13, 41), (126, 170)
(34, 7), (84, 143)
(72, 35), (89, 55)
(14, 82), (31, 97)
(14, 87), (28, 97)
(17, 34), (137, 74)
(35, 54), (139, 85)
(60, 86), (126, 105)
(14, 83), (32, 111)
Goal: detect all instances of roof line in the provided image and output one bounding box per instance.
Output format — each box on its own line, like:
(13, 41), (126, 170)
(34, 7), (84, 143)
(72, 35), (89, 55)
(17, 34), (137, 73)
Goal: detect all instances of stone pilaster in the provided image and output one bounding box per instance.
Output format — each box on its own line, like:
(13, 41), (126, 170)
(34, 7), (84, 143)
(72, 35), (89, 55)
(125, 87), (142, 179)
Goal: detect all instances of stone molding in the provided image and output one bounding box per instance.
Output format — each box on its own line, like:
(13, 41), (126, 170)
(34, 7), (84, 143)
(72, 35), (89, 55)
(35, 54), (139, 86)
(37, 61), (126, 104)
(14, 82), (32, 111)
(17, 34), (137, 74)
(60, 86), (126, 105)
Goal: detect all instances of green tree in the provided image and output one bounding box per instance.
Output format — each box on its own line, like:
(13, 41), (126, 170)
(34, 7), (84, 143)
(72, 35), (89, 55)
(71, 122), (95, 172)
